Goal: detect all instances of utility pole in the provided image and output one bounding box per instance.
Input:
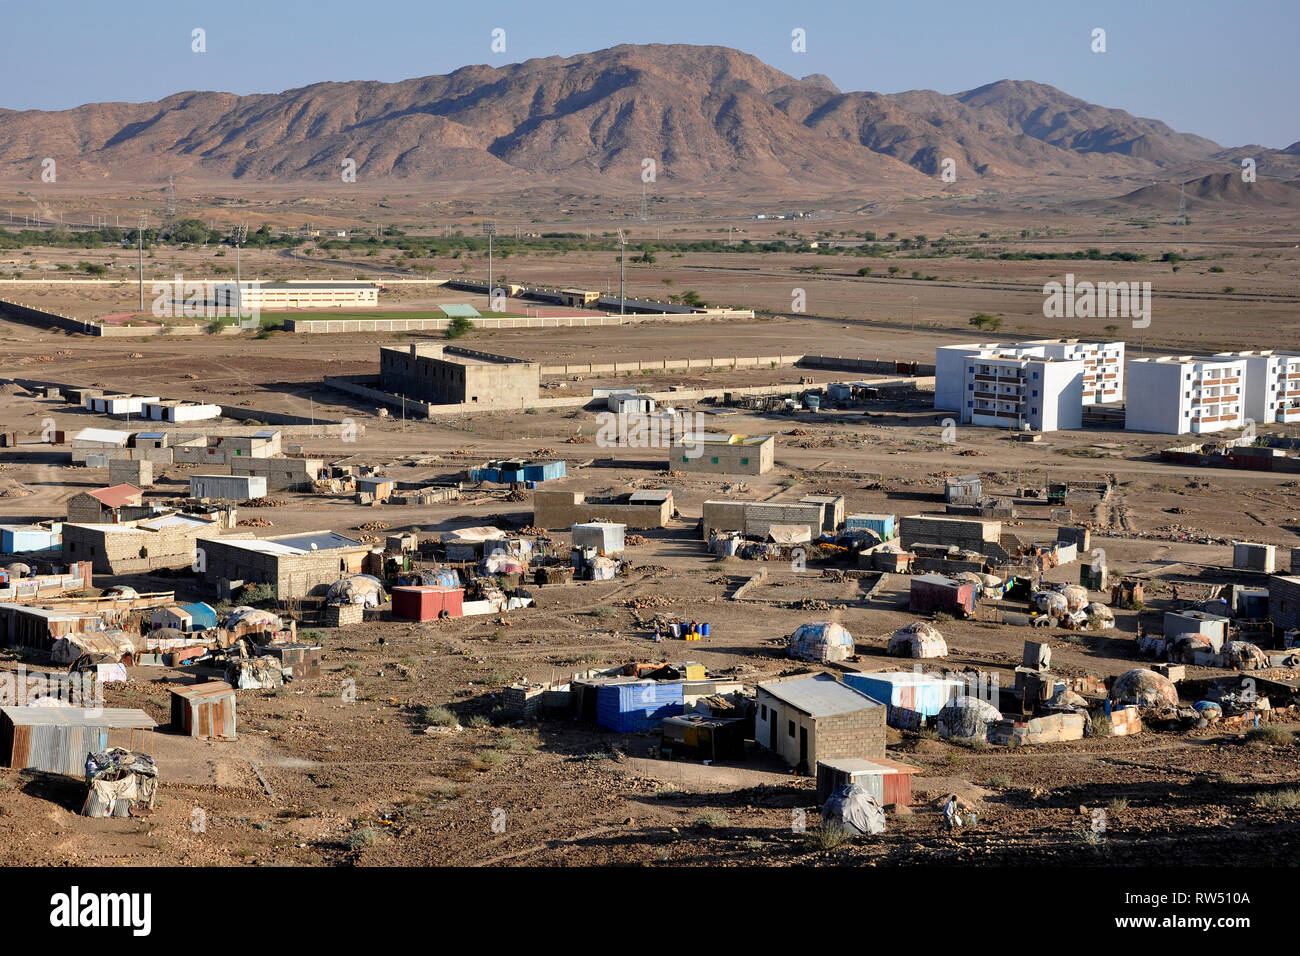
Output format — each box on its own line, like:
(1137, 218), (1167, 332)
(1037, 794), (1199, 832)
(137, 215), (147, 313)
(909, 295), (917, 333)
(233, 224), (248, 313)
(617, 229), (627, 316)
(482, 221), (497, 307)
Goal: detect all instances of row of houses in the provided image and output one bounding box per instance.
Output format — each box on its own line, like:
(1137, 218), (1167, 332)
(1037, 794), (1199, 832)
(935, 340), (1300, 435)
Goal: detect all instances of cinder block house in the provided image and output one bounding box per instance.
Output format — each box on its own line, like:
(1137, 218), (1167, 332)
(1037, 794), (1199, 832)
(755, 674), (886, 773)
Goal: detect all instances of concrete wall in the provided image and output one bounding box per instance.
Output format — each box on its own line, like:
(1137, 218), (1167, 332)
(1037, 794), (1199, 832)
(755, 687), (886, 769)
(1269, 575), (1300, 632)
(901, 515), (1002, 554)
(196, 537), (368, 600)
(63, 522), (207, 573)
(229, 457), (324, 491)
(109, 459), (153, 487)
(668, 436), (774, 475)
(380, 345), (539, 408)
(532, 490), (672, 530)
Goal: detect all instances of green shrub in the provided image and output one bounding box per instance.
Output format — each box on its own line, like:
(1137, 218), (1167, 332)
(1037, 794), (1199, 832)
(421, 705), (458, 727)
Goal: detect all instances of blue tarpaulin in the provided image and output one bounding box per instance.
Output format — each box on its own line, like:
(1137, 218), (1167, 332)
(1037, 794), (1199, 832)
(595, 682), (684, 733)
(179, 602), (217, 630)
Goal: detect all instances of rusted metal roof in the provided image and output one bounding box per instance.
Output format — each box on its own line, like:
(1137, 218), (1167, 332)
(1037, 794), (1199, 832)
(86, 483), (143, 508)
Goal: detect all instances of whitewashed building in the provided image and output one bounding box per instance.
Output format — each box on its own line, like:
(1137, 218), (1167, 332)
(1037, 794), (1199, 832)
(1212, 351), (1300, 425)
(1125, 355), (1246, 435)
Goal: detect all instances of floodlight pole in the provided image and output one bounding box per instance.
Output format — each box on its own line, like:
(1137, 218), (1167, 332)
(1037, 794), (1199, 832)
(137, 215), (147, 312)
(618, 229), (626, 316)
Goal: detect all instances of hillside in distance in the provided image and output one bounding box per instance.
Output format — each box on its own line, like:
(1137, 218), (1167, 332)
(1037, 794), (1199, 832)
(0, 43), (1240, 195)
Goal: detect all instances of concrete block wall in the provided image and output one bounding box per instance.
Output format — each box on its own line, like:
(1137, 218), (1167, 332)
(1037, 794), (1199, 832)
(109, 458), (153, 487)
(901, 515), (1006, 562)
(532, 491), (671, 530)
(813, 708), (889, 765)
(63, 523), (207, 573)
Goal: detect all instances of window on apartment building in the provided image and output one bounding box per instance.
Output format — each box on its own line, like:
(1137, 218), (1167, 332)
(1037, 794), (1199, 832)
(1032, 390), (1038, 397)
(1031, 407), (1038, 415)
(1032, 372), (1039, 380)
(968, 383), (974, 391)
(740, 458), (749, 465)
(711, 457), (719, 464)
(788, 720), (795, 738)
(681, 456), (689, 463)
(760, 705), (767, 720)
(967, 401), (973, 408)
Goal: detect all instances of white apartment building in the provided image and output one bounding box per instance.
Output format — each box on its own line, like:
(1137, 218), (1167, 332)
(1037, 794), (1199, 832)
(212, 281), (379, 311)
(1212, 351), (1300, 425)
(1125, 356), (1246, 435)
(935, 339), (1123, 432)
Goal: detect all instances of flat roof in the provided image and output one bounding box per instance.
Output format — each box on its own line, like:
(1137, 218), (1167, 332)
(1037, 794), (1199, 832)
(847, 671), (966, 688)
(758, 674), (882, 717)
(0, 706), (156, 729)
(72, 428), (130, 444)
(252, 281), (376, 289)
(818, 756), (920, 775)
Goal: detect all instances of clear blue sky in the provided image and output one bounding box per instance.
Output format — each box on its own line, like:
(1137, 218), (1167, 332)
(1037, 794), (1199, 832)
(4, 0), (1296, 147)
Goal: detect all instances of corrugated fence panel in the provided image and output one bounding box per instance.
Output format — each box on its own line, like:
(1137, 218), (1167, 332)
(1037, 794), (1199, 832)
(596, 682), (685, 733)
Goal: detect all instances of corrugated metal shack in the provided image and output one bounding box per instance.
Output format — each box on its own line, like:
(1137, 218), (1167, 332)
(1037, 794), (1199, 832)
(170, 681), (237, 739)
(842, 671), (967, 730)
(189, 474), (267, 500)
(660, 714), (747, 761)
(908, 573), (976, 617)
(595, 681), (684, 733)
(391, 585), (464, 620)
(816, 756), (920, 806)
(571, 522), (625, 556)
(0, 707), (156, 776)
(944, 475), (982, 505)
(846, 513), (896, 539)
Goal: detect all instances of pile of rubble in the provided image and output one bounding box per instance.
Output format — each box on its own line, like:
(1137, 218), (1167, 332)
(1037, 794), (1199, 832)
(357, 520), (391, 532)
(242, 497), (288, 508)
(625, 534), (648, 546)
(624, 594), (674, 610)
(789, 598), (832, 611)
(237, 517), (274, 527)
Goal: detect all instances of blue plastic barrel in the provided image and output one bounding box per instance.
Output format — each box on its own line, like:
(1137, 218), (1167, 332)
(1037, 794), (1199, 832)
(700, 623), (710, 637)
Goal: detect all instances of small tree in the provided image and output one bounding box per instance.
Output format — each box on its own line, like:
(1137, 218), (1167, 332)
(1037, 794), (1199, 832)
(445, 315), (474, 339)
(969, 313), (1002, 332)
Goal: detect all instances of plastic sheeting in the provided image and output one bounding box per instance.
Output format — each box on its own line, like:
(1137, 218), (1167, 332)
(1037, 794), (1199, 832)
(1113, 668), (1179, 707)
(326, 573), (386, 607)
(1058, 584), (1089, 612)
(937, 695), (1002, 740)
(225, 655), (284, 690)
(1222, 641), (1269, 670)
(1084, 602), (1115, 627)
(81, 749), (157, 818)
(225, 606), (283, 632)
(789, 621), (855, 663)
(887, 621), (947, 659)
(821, 784), (886, 836)
(1033, 591), (1068, 616)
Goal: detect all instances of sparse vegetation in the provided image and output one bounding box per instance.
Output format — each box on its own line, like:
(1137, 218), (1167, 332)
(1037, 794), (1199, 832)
(421, 705), (458, 728)
(1252, 788), (1300, 809)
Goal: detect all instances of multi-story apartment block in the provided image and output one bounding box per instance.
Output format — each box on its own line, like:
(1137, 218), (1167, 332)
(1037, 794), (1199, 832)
(1125, 355), (1246, 435)
(935, 339), (1124, 432)
(1212, 351), (1300, 425)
